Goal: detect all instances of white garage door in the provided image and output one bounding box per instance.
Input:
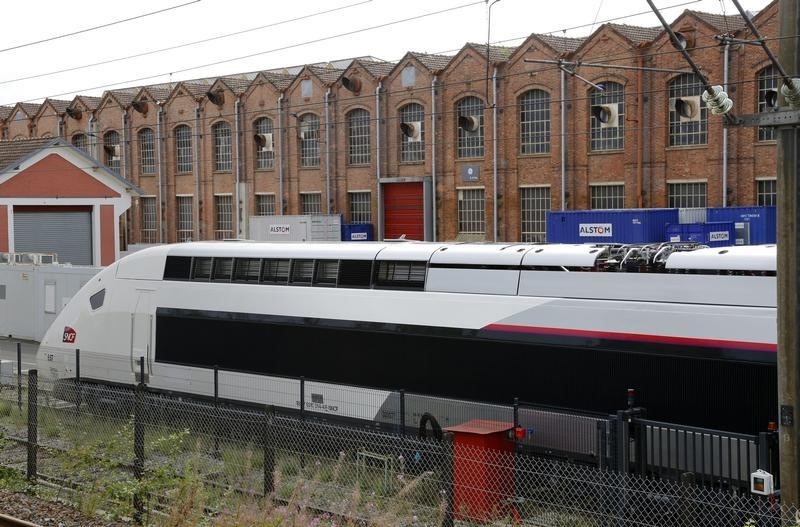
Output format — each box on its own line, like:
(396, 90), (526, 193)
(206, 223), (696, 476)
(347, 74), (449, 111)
(14, 210), (93, 265)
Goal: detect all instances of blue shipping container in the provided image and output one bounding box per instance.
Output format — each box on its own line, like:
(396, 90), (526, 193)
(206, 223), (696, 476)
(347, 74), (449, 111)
(665, 222), (735, 247)
(546, 208), (679, 244)
(341, 223), (374, 241)
(706, 206), (776, 245)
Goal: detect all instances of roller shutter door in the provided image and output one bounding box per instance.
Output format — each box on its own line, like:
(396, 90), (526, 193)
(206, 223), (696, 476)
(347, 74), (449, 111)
(14, 209), (92, 265)
(383, 182), (424, 240)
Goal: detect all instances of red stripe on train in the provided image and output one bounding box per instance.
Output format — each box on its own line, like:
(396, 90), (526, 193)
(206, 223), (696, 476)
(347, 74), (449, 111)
(483, 323), (777, 353)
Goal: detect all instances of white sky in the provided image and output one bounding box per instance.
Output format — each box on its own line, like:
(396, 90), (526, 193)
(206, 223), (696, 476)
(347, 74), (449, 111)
(0, 0), (773, 107)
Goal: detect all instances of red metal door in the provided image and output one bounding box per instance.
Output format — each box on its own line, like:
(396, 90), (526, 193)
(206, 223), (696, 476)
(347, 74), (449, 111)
(383, 182), (424, 240)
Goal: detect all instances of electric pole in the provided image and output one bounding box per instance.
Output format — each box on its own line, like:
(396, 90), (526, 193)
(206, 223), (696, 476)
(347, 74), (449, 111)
(777, 0), (800, 507)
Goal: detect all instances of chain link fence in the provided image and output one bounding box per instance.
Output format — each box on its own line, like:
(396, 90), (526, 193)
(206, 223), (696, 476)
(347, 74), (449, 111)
(0, 366), (795, 526)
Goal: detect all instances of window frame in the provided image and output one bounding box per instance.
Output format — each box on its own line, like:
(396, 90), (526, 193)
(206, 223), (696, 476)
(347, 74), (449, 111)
(212, 121), (232, 172)
(174, 124), (193, 173)
(668, 73), (708, 147)
(457, 187), (486, 234)
(399, 103), (425, 163)
(519, 89), (551, 155)
(138, 127), (156, 175)
(347, 108), (371, 165)
(520, 186), (550, 243)
(590, 184), (625, 209)
(589, 82), (624, 152)
(456, 96), (485, 159)
(299, 113), (321, 168)
(254, 116), (275, 170)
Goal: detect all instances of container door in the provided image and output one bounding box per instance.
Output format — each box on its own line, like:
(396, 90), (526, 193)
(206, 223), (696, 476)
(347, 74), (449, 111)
(130, 289), (154, 381)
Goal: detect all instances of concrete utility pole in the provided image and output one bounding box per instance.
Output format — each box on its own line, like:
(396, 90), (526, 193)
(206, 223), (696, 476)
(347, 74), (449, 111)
(778, 0), (800, 508)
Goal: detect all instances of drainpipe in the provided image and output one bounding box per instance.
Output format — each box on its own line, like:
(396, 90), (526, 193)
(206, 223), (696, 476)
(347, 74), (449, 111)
(324, 88), (332, 214)
(88, 114), (97, 160)
(194, 102), (202, 240)
(722, 42), (730, 207)
(122, 112), (130, 249)
(278, 94), (285, 215)
(431, 75), (438, 241)
(234, 96), (242, 238)
(376, 82), (383, 239)
(492, 66), (499, 242)
(637, 55), (644, 208)
(157, 105), (166, 243)
(58, 114), (65, 139)
(560, 68), (567, 210)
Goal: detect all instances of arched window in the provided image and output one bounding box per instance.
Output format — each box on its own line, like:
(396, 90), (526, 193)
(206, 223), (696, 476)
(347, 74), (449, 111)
(71, 133), (88, 154)
(590, 81), (624, 151)
(520, 89), (550, 154)
(103, 130), (120, 173)
(669, 73), (707, 146)
(174, 125), (192, 173)
(254, 117), (274, 170)
(138, 128), (155, 174)
(212, 121), (232, 172)
(399, 103), (424, 163)
(347, 108), (371, 165)
(758, 65), (778, 141)
(298, 113), (320, 168)
(456, 96), (484, 158)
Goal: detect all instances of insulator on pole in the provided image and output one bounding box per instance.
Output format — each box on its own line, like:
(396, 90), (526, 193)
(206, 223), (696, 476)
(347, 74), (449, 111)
(702, 85), (734, 115)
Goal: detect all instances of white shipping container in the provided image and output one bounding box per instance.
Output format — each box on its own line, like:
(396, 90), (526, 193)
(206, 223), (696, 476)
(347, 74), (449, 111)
(249, 215), (342, 242)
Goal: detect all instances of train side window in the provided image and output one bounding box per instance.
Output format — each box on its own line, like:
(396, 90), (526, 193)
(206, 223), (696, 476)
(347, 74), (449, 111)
(262, 259), (290, 284)
(163, 256), (192, 280)
(212, 258), (234, 281)
(374, 260), (426, 290)
(89, 288), (105, 310)
(192, 257), (212, 281)
(338, 260), (373, 288)
(290, 259), (314, 285)
(233, 258), (262, 282)
(314, 260), (339, 286)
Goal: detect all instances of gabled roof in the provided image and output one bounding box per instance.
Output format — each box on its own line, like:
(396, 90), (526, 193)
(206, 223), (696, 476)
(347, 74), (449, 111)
(72, 95), (101, 111)
(468, 43), (517, 63)
(104, 88), (139, 108)
(533, 34), (586, 54)
(0, 137), (143, 194)
(608, 24), (661, 44)
(14, 103), (41, 119)
(358, 60), (396, 79)
(218, 76), (252, 95)
(42, 99), (71, 115)
(138, 83), (174, 102)
(689, 10), (745, 32)
(308, 64), (346, 85)
(0, 106), (13, 121)
(260, 71), (294, 91)
(409, 52), (454, 72)
(0, 137), (56, 172)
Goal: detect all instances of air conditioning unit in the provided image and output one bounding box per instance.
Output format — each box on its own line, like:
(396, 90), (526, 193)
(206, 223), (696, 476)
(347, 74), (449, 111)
(400, 121), (422, 142)
(458, 115), (480, 132)
(103, 144), (121, 159)
(670, 95), (702, 122)
(254, 133), (274, 152)
(592, 103), (618, 128)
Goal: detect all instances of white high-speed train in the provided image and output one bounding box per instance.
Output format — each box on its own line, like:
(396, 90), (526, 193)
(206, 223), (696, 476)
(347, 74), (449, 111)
(38, 241), (777, 433)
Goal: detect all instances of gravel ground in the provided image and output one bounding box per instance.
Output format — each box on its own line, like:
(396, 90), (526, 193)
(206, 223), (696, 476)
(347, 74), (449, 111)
(0, 490), (133, 527)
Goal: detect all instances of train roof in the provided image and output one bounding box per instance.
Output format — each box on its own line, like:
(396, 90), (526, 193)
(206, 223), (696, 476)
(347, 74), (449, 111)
(664, 244), (776, 271)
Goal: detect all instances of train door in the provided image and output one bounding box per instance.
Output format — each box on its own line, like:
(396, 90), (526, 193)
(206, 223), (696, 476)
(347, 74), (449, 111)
(130, 289), (153, 382)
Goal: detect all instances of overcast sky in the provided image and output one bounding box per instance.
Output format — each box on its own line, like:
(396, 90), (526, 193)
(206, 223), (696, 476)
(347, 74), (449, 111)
(0, 0), (773, 107)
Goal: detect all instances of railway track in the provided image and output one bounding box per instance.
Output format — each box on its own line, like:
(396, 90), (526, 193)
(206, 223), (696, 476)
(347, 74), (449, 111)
(0, 513), (43, 527)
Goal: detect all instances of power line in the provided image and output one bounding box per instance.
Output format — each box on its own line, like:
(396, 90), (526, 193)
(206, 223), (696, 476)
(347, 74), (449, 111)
(0, 0), (373, 88)
(0, 1), (202, 55)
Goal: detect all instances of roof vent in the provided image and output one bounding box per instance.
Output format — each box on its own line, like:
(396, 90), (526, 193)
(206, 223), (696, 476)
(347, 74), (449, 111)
(341, 76), (362, 94)
(206, 89), (225, 106)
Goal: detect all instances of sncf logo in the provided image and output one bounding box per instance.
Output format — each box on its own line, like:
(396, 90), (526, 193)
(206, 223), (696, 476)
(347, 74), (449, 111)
(62, 326), (76, 344)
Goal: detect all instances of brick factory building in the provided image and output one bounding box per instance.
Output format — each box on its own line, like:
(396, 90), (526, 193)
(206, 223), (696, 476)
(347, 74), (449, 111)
(0, 2), (780, 246)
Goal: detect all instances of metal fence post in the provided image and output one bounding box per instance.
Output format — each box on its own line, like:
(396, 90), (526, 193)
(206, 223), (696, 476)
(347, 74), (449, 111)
(400, 389), (406, 436)
(17, 342), (22, 412)
(26, 369), (37, 482)
(213, 365), (220, 459)
(75, 348), (81, 416)
(263, 405), (275, 496)
(679, 472), (696, 526)
(299, 376), (305, 420)
(441, 431), (455, 527)
(133, 357), (146, 524)
(513, 397), (520, 453)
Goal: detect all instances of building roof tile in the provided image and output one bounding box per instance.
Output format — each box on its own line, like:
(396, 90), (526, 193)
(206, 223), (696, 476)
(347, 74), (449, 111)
(409, 52), (453, 72)
(608, 24), (662, 44)
(532, 34), (585, 54)
(469, 43), (517, 62)
(0, 137), (55, 172)
(690, 11), (745, 32)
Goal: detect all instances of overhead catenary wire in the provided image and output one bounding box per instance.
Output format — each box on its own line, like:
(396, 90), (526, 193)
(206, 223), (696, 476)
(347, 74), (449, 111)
(0, 0), (374, 88)
(0, 1), (202, 55)
(0, 0), (710, 108)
